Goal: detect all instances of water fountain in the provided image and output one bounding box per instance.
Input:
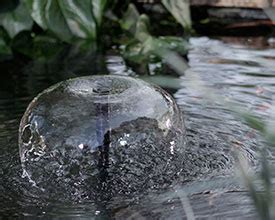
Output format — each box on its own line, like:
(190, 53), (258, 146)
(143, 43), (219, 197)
(18, 75), (185, 200)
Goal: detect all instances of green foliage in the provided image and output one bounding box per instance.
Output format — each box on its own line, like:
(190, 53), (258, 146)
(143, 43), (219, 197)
(158, 36), (189, 53)
(0, 28), (10, 55)
(120, 4), (189, 73)
(141, 75), (182, 89)
(0, 0), (191, 62)
(23, 0), (102, 43)
(239, 151), (275, 220)
(0, 38), (11, 55)
(23, 0), (47, 29)
(123, 36), (188, 66)
(237, 111), (275, 149)
(92, 0), (108, 27)
(0, 0), (109, 58)
(162, 0), (192, 31)
(240, 112), (266, 133)
(120, 3), (139, 33)
(0, 1), (33, 38)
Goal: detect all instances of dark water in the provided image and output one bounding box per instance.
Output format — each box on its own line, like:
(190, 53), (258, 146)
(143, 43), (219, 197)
(1, 37), (275, 219)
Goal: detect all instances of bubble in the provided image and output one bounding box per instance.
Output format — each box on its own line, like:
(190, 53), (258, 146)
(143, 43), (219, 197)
(18, 75), (185, 199)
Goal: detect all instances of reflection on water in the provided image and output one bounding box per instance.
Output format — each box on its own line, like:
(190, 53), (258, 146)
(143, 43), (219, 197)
(1, 37), (275, 218)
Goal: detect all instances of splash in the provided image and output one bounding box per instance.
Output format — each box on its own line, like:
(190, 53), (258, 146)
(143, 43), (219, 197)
(18, 75), (185, 200)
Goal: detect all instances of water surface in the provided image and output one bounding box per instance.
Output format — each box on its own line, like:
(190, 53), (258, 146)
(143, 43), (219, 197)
(1, 37), (275, 219)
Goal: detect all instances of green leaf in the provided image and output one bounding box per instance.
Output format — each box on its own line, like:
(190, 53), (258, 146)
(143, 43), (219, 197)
(240, 112), (265, 133)
(135, 14), (150, 42)
(123, 36), (188, 62)
(122, 40), (150, 63)
(155, 36), (189, 55)
(0, 2), (33, 38)
(162, 0), (192, 30)
(120, 3), (189, 75)
(120, 3), (140, 33)
(265, 119), (275, 147)
(23, 0), (48, 29)
(141, 76), (182, 89)
(43, 0), (74, 42)
(92, 0), (107, 27)
(56, 0), (97, 39)
(24, 0), (98, 43)
(0, 38), (11, 55)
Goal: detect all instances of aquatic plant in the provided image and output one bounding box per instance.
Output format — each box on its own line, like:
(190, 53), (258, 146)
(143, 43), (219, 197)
(0, 0), (190, 60)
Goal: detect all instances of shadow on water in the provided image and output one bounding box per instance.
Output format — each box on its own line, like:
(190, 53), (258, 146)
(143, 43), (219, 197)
(1, 36), (275, 218)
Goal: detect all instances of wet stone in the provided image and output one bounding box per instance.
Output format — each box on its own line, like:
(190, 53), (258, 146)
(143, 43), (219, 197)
(18, 75), (185, 200)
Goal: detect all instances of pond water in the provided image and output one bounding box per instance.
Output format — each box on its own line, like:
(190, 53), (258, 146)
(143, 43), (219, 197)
(1, 37), (275, 219)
